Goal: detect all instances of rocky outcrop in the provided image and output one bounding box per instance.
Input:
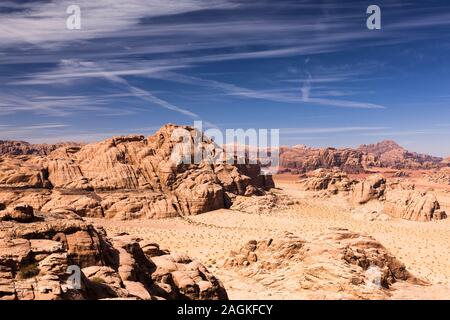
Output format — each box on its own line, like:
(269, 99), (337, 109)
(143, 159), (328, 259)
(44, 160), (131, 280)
(299, 169), (355, 194)
(0, 124), (274, 220)
(358, 140), (443, 169)
(279, 146), (371, 174)
(229, 193), (296, 214)
(351, 174), (386, 205)
(349, 175), (447, 222)
(0, 140), (80, 156)
(224, 229), (421, 299)
(0, 207), (227, 300)
(0, 157), (49, 188)
(393, 171), (409, 178)
(427, 168), (450, 185)
(278, 140), (443, 174)
(0, 204), (35, 223)
(384, 190), (447, 222)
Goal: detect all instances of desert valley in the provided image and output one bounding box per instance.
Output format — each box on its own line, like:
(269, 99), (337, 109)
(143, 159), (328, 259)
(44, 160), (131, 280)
(0, 124), (449, 300)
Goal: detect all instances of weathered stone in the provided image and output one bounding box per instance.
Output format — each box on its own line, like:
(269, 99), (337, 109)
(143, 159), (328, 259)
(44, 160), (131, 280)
(0, 209), (228, 300)
(351, 174), (386, 205)
(384, 190), (447, 221)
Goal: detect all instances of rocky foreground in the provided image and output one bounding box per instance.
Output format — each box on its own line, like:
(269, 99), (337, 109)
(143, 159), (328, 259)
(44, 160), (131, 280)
(0, 205), (227, 300)
(224, 229), (425, 299)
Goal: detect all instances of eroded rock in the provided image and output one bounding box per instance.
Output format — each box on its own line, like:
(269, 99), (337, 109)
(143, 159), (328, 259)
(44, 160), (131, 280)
(0, 207), (227, 300)
(384, 190), (447, 221)
(299, 168), (355, 194)
(0, 125), (273, 220)
(224, 229), (422, 299)
(351, 174), (386, 205)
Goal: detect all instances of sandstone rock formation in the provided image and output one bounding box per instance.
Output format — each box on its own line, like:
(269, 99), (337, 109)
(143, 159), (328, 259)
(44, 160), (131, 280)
(349, 175), (447, 222)
(351, 174), (386, 205)
(393, 171), (410, 178)
(224, 229), (422, 299)
(384, 190), (447, 222)
(299, 168), (355, 194)
(278, 140), (443, 174)
(358, 140), (443, 169)
(0, 207), (227, 300)
(279, 146), (371, 174)
(427, 168), (450, 185)
(0, 124), (274, 220)
(229, 192), (296, 214)
(0, 204), (35, 223)
(0, 140), (80, 156)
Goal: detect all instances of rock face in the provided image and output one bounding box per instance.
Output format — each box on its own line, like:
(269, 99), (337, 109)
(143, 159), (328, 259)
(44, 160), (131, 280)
(278, 140), (443, 174)
(224, 229), (421, 299)
(349, 175), (447, 222)
(299, 169), (355, 194)
(229, 193), (296, 214)
(393, 171), (409, 178)
(0, 140), (80, 156)
(0, 204), (35, 223)
(279, 146), (370, 174)
(358, 140), (443, 169)
(351, 174), (387, 205)
(384, 190), (447, 222)
(427, 168), (450, 185)
(0, 208), (227, 300)
(0, 124), (273, 220)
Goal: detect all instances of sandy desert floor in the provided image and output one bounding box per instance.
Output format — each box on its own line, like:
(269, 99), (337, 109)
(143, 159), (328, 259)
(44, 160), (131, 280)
(89, 175), (450, 299)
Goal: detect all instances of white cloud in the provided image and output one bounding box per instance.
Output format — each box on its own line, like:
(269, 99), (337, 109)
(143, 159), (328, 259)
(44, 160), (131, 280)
(0, 0), (235, 47)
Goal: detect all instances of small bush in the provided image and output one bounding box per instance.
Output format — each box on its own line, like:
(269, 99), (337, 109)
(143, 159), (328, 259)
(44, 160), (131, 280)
(18, 262), (40, 279)
(91, 276), (106, 284)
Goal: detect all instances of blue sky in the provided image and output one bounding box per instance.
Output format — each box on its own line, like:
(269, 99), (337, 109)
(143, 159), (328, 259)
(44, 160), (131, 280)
(1, 0), (450, 156)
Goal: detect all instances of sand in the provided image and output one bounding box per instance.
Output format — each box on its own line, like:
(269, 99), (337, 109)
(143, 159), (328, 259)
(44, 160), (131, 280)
(88, 175), (450, 299)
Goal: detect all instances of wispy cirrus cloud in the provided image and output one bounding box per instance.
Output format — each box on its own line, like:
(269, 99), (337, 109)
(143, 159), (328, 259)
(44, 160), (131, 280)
(142, 71), (387, 109)
(0, 0), (236, 47)
(8, 58), (387, 110)
(1, 0), (450, 154)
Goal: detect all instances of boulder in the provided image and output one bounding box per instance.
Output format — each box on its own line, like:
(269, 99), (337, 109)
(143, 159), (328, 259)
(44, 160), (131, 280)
(351, 174), (386, 205)
(299, 168), (354, 194)
(384, 190), (447, 221)
(427, 168), (450, 185)
(0, 204), (35, 223)
(230, 193), (295, 214)
(224, 229), (422, 299)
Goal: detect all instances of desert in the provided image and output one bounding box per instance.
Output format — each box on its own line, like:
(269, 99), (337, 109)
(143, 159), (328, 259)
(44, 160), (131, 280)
(1, 1), (450, 304)
(1, 125), (449, 300)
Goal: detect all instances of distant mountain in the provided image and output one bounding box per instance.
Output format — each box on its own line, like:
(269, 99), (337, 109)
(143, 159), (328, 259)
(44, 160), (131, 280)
(279, 145), (376, 174)
(357, 140), (443, 169)
(1, 137), (446, 174)
(279, 140), (444, 173)
(0, 140), (81, 156)
(357, 140), (402, 155)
